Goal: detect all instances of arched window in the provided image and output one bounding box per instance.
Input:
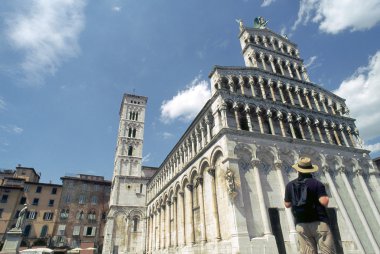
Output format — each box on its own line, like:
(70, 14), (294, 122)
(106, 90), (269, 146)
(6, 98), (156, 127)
(40, 225), (48, 237)
(128, 128), (132, 137)
(135, 112), (139, 121)
(239, 114), (249, 131)
(133, 217), (139, 232)
(23, 225), (32, 237)
(128, 146), (133, 156)
(132, 129), (137, 138)
(293, 124), (303, 139)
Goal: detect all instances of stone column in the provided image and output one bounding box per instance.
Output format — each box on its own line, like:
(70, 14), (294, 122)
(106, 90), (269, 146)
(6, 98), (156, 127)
(278, 59), (285, 75)
(286, 84), (295, 105)
(306, 118), (315, 141)
(172, 196), (178, 247)
(274, 160), (298, 251)
(220, 101), (228, 128)
(278, 41), (285, 53)
(207, 167), (221, 240)
(146, 215), (150, 252)
(328, 98), (336, 115)
(166, 200), (171, 248)
(239, 76), (245, 96)
(277, 112), (286, 137)
(258, 76), (266, 99)
(249, 51), (258, 67)
(293, 63), (302, 80)
(304, 89), (313, 109)
(285, 60), (293, 78)
(148, 214), (152, 252)
(161, 204), (166, 249)
(263, 36), (268, 47)
(311, 90), (321, 111)
(244, 104), (253, 132)
(254, 35), (260, 45)
(270, 36), (277, 50)
(347, 127), (356, 147)
(301, 66), (310, 82)
(259, 52), (267, 71)
(200, 125), (206, 149)
(320, 94), (329, 113)
(196, 177), (207, 243)
(228, 76), (235, 93)
(248, 76), (256, 97)
(268, 79), (276, 101)
(339, 124), (350, 147)
(331, 123), (342, 146)
(323, 121), (333, 144)
(269, 55), (276, 73)
(205, 117), (212, 143)
(195, 129), (202, 152)
(157, 209), (161, 249)
(178, 191), (185, 246)
(296, 115), (306, 140)
(287, 113), (296, 138)
(322, 166), (365, 253)
(252, 159), (272, 236)
(315, 119), (325, 143)
(277, 81), (286, 103)
(295, 86), (304, 107)
(339, 166), (380, 253)
(233, 102), (241, 130)
(256, 107), (264, 134)
(267, 110), (275, 135)
(185, 184), (195, 245)
(190, 135), (195, 157)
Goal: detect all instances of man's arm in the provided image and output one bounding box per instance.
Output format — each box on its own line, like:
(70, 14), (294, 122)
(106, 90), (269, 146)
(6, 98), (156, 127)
(319, 195), (329, 207)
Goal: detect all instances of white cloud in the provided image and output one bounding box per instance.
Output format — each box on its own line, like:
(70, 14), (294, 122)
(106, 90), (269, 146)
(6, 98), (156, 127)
(304, 56), (318, 68)
(0, 125), (24, 134)
(261, 0), (275, 7)
(162, 132), (173, 139)
(6, 0), (87, 84)
(365, 142), (380, 153)
(160, 77), (211, 123)
(0, 97), (6, 110)
(112, 6), (122, 12)
(293, 0), (380, 34)
(142, 153), (151, 163)
(334, 51), (380, 141)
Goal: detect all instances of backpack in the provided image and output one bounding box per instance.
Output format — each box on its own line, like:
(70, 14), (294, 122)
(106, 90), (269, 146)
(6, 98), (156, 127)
(290, 179), (318, 221)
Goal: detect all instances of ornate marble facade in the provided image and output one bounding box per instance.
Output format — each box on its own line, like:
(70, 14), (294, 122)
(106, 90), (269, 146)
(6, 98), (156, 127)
(104, 20), (380, 254)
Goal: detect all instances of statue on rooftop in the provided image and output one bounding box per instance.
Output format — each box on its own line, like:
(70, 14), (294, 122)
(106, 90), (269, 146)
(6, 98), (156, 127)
(236, 19), (244, 31)
(253, 16), (268, 29)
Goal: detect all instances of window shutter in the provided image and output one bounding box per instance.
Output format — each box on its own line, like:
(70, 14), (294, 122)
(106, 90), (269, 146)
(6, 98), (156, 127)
(83, 226), (88, 236)
(73, 225), (80, 236)
(91, 227), (96, 236)
(58, 224), (66, 236)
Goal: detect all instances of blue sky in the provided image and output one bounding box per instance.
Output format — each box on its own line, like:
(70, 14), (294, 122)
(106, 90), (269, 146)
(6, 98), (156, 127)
(1, 0), (380, 183)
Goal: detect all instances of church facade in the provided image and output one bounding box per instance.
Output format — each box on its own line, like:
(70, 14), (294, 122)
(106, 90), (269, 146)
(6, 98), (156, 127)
(103, 19), (380, 254)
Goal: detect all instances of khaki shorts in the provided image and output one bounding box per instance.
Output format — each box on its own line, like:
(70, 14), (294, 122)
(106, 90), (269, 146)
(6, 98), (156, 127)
(296, 221), (336, 254)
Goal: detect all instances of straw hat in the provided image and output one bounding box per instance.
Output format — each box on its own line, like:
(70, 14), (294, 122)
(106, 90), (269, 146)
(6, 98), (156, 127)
(292, 157), (318, 173)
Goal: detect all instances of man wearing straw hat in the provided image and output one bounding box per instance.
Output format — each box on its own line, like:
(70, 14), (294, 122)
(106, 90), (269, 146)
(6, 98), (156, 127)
(284, 157), (336, 254)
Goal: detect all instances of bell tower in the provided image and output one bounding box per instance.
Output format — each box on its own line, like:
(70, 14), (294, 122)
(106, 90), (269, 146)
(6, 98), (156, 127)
(103, 93), (148, 254)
